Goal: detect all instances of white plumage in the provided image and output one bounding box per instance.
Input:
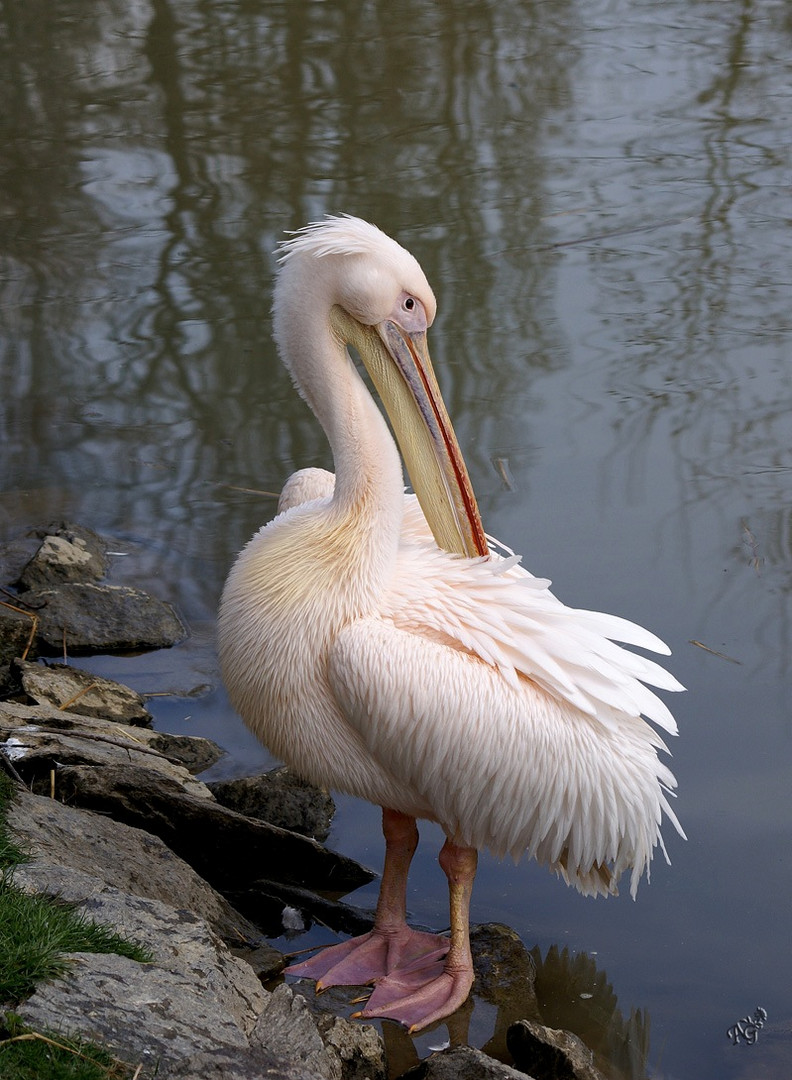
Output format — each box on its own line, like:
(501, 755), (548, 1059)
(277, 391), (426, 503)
(218, 215), (684, 1032)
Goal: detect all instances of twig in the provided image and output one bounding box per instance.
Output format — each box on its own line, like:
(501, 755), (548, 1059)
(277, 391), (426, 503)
(690, 639), (742, 665)
(58, 683), (101, 710)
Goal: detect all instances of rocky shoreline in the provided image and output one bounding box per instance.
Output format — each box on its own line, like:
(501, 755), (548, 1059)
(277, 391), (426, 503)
(0, 522), (610, 1080)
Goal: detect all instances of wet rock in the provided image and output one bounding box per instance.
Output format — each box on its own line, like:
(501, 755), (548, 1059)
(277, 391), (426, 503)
(209, 767), (335, 841)
(472, 923), (538, 1010)
(23, 581), (187, 653)
(53, 761), (374, 900)
(0, 701), (214, 800)
(0, 533), (41, 588)
(16, 522), (109, 591)
(470, 923), (540, 1062)
(14, 659), (153, 725)
(401, 1044), (530, 1080)
(228, 877), (375, 939)
(507, 1019), (606, 1080)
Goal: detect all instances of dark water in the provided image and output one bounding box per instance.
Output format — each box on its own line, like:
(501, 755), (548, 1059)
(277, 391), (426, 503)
(2, 1), (791, 1076)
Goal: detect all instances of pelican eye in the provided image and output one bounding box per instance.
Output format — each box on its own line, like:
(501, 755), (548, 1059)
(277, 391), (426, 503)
(404, 296), (416, 311)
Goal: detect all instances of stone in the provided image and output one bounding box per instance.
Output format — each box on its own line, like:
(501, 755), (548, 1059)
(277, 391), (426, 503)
(14, 659), (153, 725)
(17, 523), (108, 591)
(23, 581), (187, 653)
(0, 534), (41, 588)
(52, 762), (374, 898)
(7, 787), (261, 946)
(0, 600), (38, 664)
(227, 877), (374, 938)
(507, 1019), (606, 1080)
(17, 951), (258, 1077)
(209, 767), (335, 841)
(400, 1044), (531, 1080)
(0, 701), (214, 800)
(160, 1044), (325, 1080)
(147, 730), (225, 774)
(250, 984), (342, 1080)
(317, 1014), (387, 1080)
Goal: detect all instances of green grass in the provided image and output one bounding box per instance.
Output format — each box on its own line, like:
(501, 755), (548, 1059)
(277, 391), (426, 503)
(0, 1014), (134, 1080)
(0, 772), (152, 1077)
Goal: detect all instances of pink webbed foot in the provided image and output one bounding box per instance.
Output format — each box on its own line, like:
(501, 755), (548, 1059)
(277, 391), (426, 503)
(355, 960), (474, 1033)
(286, 925), (449, 991)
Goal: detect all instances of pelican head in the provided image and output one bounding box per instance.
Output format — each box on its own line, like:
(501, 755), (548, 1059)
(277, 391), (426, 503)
(273, 215), (488, 559)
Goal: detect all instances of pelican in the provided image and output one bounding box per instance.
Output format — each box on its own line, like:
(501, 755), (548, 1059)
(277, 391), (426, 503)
(218, 215), (684, 1033)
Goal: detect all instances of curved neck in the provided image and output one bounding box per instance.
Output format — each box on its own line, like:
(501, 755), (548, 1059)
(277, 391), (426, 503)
(277, 297), (406, 564)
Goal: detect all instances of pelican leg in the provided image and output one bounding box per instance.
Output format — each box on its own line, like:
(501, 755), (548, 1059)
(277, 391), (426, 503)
(286, 808), (448, 989)
(356, 838), (477, 1033)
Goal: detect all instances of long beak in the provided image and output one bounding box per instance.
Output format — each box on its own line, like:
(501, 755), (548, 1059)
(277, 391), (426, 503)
(330, 306), (488, 559)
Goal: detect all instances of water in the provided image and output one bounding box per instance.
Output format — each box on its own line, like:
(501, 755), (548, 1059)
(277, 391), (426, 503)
(2, 1), (791, 1075)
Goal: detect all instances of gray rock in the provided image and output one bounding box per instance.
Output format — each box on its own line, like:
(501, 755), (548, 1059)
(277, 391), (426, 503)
(251, 984), (342, 1080)
(317, 1014), (387, 1080)
(160, 1044), (326, 1080)
(209, 767), (335, 841)
(507, 1019), (606, 1080)
(14, 659), (153, 726)
(23, 581), (186, 653)
(7, 787), (261, 945)
(17, 523), (108, 591)
(147, 730), (225, 774)
(0, 701), (214, 800)
(53, 762), (374, 898)
(401, 1044), (531, 1080)
(17, 950), (258, 1077)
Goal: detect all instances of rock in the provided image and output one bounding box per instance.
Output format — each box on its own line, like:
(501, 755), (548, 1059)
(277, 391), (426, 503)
(228, 878), (375, 938)
(250, 984), (342, 1080)
(470, 924), (540, 1063)
(23, 581), (187, 653)
(53, 762), (374, 899)
(0, 600), (37, 664)
(0, 533), (41, 587)
(401, 1044), (531, 1080)
(6, 781), (385, 1080)
(16, 522), (108, 591)
(7, 787), (261, 946)
(507, 1019), (606, 1080)
(317, 1014), (387, 1080)
(209, 767), (335, 841)
(0, 701), (214, 800)
(148, 730), (225, 774)
(17, 950), (261, 1077)
(229, 941), (288, 984)
(161, 1044), (326, 1080)
(471, 923), (538, 1009)
(14, 659), (153, 725)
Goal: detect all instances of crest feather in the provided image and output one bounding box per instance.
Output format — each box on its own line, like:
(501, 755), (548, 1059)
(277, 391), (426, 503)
(277, 214), (407, 263)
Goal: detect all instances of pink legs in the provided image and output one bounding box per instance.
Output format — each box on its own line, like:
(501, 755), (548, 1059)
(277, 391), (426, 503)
(356, 837), (478, 1032)
(287, 808), (478, 1033)
(286, 809), (448, 989)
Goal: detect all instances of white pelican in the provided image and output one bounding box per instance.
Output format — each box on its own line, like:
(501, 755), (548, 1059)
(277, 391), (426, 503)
(218, 215), (684, 1033)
